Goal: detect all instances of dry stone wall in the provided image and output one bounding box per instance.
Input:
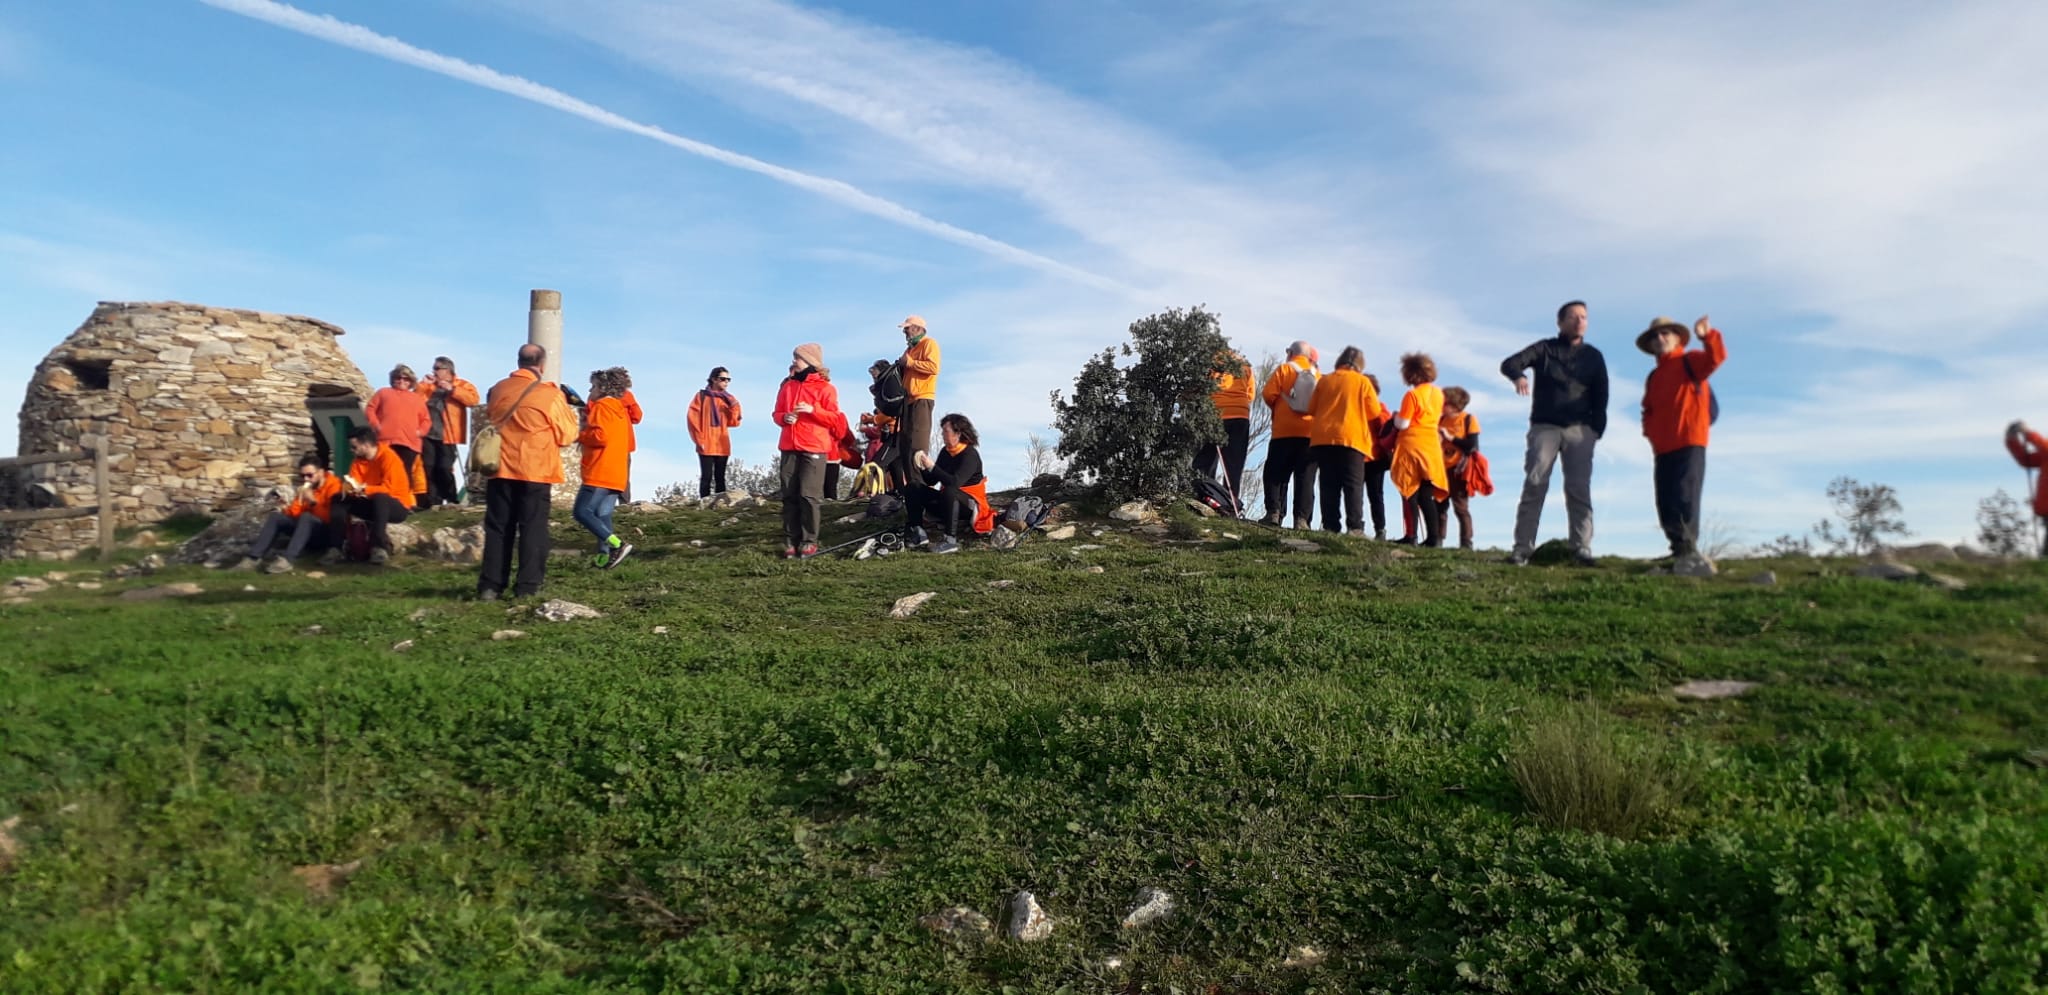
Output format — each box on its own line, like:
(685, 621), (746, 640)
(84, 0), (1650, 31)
(3, 301), (372, 560)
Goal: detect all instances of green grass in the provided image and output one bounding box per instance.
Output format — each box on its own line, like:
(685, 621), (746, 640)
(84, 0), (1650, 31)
(3, 501), (2045, 993)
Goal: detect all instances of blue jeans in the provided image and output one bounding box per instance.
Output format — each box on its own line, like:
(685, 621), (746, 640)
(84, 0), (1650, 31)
(572, 485), (620, 550)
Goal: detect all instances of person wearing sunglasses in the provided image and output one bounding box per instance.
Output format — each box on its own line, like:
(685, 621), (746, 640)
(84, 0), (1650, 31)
(688, 367), (743, 497)
(234, 453), (342, 573)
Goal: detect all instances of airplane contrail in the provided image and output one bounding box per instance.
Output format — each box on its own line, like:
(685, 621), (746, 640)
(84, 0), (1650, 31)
(195, 0), (1141, 297)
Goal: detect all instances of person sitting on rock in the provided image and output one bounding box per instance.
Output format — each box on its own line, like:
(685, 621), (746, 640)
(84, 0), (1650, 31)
(236, 453), (342, 573)
(909, 413), (992, 554)
(573, 366), (635, 570)
(333, 425), (414, 565)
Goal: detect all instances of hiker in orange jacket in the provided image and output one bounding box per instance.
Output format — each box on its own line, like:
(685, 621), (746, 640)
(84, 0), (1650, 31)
(1259, 341), (1321, 528)
(776, 343), (846, 558)
(2003, 421), (2048, 556)
(416, 357), (481, 507)
(1440, 387), (1482, 550)
(335, 426), (414, 565)
(895, 315), (941, 493)
(1639, 315), (1726, 560)
(237, 452), (344, 573)
(477, 344), (579, 601)
(1195, 349), (1256, 511)
(574, 367), (635, 570)
(688, 366), (742, 497)
(1307, 347), (1389, 537)
(1389, 353), (1450, 547)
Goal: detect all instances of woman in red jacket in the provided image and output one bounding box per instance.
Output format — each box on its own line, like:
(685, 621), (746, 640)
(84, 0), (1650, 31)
(774, 343), (846, 558)
(366, 364), (431, 503)
(2006, 420), (2048, 556)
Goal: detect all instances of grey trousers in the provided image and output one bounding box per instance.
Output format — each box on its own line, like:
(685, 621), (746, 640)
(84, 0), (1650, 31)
(780, 450), (828, 547)
(1513, 423), (1597, 556)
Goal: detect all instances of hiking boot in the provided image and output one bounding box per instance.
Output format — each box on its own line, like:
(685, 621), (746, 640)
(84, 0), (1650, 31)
(930, 536), (960, 554)
(1374, 530), (1387, 541)
(907, 526), (929, 547)
(1291, 517), (1311, 531)
(319, 548), (344, 565)
(1507, 550), (1530, 566)
(1257, 513), (1283, 528)
(605, 543), (634, 570)
(477, 588), (501, 602)
(1392, 535), (1417, 546)
(263, 557), (293, 575)
(369, 547), (390, 566)
(781, 546), (798, 559)
(797, 543), (820, 559)
(231, 556), (260, 572)
(1346, 529), (1367, 538)
(1459, 541), (1475, 551)
(1572, 550), (1598, 567)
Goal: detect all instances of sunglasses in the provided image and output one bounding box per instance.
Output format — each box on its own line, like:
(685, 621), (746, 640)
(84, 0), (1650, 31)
(715, 377), (731, 382)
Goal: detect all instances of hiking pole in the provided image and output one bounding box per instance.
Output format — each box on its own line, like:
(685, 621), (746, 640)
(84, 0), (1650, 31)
(807, 529), (902, 559)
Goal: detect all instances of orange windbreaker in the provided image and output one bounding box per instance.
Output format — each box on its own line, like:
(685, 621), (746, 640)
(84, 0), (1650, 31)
(1211, 357), (1256, 420)
(484, 369), (579, 484)
(286, 474), (344, 525)
(774, 374), (845, 454)
(1389, 384), (1448, 500)
(1307, 368), (1388, 457)
(2007, 429), (2048, 516)
(687, 388), (743, 456)
(1261, 356), (1318, 440)
(579, 396), (633, 492)
(902, 335), (941, 401)
(1641, 327), (1726, 456)
(351, 443), (415, 510)
(416, 377), (482, 443)
(367, 387), (431, 452)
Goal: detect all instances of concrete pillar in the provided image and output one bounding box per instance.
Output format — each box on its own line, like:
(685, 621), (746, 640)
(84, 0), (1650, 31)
(527, 289), (563, 384)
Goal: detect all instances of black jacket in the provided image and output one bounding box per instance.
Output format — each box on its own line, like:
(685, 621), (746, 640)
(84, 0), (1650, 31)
(1499, 335), (1609, 437)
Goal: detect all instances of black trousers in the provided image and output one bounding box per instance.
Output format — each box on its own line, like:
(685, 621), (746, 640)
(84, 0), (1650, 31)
(1193, 418), (1251, 511)
(1653, 446), (1707, 556)
(907, 485), (978, 537)
(896, 400), (934, 488)
(1363, 458), (1389, 535)
(422, 440), (460, 506)
(1262, 436), (1317, 524)
(1406, 488), (1446, 547)
(824, 462), (842, 501)
(1312, 445), (1366, 533)
(698, 454), (729, 497)
(339, 494), (410, 552)
(480, 479), (553, 596)
(391, 444), (419, 498)
(248, 511), (332, 560)
(780, 451), (828, 547)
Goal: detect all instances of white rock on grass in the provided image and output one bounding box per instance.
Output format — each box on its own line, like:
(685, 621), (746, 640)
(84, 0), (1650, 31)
(889, 592), (936, 619)
(491, 629), (528, 641)
(1008, 891), (1053, 942)
(391, 639), (415, 653)
(1085, 566), (1106, 574)
(1673, 679), (1758, 701)
(1108, 500), (1156, 523)
(1672, 552), (1717, 577)
(117, 582), (204, 602)
(1751, 571), (1778, 586)
(536, 599), (603, 622)
(1043, 525), (1078, 541)
(5, 577), (50, 595)
(1281, 945), (1327, 969)
(987, 579), (1016, 589)
(1120, 886), (1174, 929)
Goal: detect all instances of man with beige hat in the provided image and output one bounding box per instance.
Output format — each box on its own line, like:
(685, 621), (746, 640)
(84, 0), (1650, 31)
(895, 315), (942, 542)
(1638, 315), (1725, 562)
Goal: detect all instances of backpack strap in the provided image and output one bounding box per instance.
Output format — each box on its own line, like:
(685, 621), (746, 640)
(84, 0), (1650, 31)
(492, 376), (548, 428)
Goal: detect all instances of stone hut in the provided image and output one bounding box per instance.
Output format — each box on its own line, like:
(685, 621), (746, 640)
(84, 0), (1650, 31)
(2, 301), (373, 559)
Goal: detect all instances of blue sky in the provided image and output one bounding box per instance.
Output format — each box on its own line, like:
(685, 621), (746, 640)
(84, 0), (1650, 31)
(4, 0), (2046, 555)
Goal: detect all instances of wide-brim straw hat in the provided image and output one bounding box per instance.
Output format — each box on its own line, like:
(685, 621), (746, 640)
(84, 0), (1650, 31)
(1636, 316), (1690, 355)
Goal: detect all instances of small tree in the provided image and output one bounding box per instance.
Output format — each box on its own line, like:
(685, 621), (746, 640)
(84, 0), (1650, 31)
(1810, 476), (1910, 555)
(1977, 489), (2034, 558)
(1024, 431), (1063, 482)
(1050, 306), (1232, 502)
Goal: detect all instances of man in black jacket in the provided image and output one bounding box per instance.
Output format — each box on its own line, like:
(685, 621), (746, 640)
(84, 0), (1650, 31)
(1499, 300), (1609, 566)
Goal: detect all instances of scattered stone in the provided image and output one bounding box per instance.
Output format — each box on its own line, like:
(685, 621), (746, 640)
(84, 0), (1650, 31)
(127, 530), (159, 547)
(688, 540), (705, 548)
(918, 906), (992, 937)
(1008, 891), (1053, 942)
(1091, 528), (1107, 538)
(1282, 945), (1327, 969)
(628, 501), (666, 514)
(1925, 571), (1968, 592)
(1889, 542), (1961, 563)
(1120, 886), (1174, 929)
(1279, 538), (1321, 553)
(391, 639), (414, 653)
(835, 514), (862, 525)
(304, 571), (326, 580)
(651, 625), (670, 635)
(490, 629), (528, 641)
(1855, 561), (1919, 581)
(1073, 543), (1105, 551)
(1184, 498), (1217, 518)
(427, 525), (485, 563)
(1136, 523), (1170, 537)
(241, 584), (258, 592)
(384, 523), (425, 554)
(1673, 679), (1759, 701)
(301, 625), (324, 635)
(1102, 956), (1126, 971)
(987, 579), (1016, 589)
(44, 572), (68, 582)
(536, 599), (604, 622)
(0, 814), (21, 871)
(719, 516), (741, 528)
(1385, 548), (1414, 560)
(1109, 500), (1157, 523)
(889, 592), (937, 619)
(706, 488), (753, 509)
(1220, 532), (1243, 541)
(74, 581), (101, 591)
(1751, 570), (1778, 586)
(1085, 565), (1106, 574)
(407, 607), (430, 622)
(290, 858), (363, 899)
(118, 581), (204, 602)
(0, 596), (27, 607)
(138, 553), (165, 574)
(1672, 552), (1718, 578)
(5, 577), (50, 595)
(1044, 524), (1078, 541)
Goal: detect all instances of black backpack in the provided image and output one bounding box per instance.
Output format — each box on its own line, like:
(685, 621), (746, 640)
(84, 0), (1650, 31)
(1190, 475), (1238, 516)
(870, 361), (908, 419)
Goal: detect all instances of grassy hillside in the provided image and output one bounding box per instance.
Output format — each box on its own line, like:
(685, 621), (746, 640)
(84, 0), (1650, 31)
(2, 499), (2045, 994)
